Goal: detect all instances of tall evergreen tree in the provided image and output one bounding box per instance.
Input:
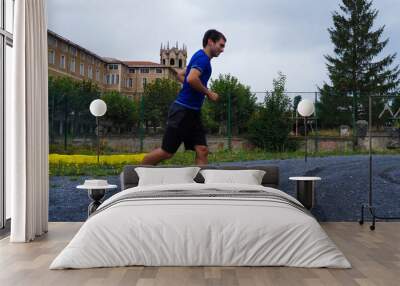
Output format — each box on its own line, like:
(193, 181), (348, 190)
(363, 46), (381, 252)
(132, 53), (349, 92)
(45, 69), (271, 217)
(318, 0), (400, 128)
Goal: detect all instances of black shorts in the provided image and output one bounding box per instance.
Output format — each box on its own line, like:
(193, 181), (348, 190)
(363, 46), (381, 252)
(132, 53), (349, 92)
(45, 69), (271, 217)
(161, 102), (207, 154)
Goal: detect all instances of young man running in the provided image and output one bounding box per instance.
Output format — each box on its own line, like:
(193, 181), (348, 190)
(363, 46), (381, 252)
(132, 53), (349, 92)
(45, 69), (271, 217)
(141, 29), (226, 165)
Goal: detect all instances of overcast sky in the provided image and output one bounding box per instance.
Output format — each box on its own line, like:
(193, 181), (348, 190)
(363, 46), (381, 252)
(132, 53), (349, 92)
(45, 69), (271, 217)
(47, 0), (400, 101)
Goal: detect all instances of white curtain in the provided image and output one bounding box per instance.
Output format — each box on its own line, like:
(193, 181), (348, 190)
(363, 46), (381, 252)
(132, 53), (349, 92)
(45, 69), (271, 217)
(7, 0), (49, 242)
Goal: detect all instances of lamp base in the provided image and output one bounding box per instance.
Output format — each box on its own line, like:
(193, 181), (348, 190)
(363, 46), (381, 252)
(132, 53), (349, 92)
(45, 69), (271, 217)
(87, 189), (106, 216)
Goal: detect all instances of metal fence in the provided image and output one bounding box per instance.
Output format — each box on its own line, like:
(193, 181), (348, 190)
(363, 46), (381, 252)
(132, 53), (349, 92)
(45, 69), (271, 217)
(48, 90), (400, 155)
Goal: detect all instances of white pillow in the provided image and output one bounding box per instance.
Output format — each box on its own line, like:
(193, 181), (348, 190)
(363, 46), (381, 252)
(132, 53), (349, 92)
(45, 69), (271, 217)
(200, 169), (266, 185)
(135, 167), (201, 186)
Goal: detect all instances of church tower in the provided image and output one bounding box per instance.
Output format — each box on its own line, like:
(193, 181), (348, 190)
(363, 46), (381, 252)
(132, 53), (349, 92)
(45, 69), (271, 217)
(160, 41), (187, 70)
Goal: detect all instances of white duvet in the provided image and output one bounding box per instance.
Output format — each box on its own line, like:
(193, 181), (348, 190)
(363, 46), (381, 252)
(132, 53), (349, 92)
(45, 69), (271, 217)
(50, 183), (351, 269)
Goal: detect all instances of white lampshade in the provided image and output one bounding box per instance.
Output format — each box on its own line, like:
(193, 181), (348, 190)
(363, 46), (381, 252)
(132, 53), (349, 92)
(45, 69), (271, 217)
(89, 99), (107, 117)
(297, 99), (315, 117)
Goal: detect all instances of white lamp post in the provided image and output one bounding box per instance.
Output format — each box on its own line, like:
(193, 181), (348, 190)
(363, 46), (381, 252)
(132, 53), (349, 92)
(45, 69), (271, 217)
(297, 99), (315, 163)
(89, 99), (107, 163)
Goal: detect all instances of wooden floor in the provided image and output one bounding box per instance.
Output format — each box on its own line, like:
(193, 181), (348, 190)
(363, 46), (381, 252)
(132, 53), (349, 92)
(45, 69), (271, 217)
(0, 222), (399, 286)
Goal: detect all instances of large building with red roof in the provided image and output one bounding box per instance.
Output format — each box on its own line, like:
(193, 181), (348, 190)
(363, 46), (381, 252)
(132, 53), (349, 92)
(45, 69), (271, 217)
(47, 30), (187, 100)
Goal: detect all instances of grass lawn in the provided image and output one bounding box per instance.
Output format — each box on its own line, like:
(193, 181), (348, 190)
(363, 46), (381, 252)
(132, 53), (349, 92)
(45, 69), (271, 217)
(49, 148), (400, 176)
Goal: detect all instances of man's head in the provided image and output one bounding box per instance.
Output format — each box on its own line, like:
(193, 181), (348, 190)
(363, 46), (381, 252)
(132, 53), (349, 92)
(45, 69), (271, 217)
(202, 29), (226, 58)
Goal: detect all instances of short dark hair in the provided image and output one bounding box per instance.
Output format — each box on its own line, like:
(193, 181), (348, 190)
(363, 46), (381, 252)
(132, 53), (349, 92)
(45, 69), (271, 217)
(202, 29), (226, 48)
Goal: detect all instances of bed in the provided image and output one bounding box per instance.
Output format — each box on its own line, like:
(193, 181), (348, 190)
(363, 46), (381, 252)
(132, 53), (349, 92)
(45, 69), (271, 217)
(50, 165), (351, 269)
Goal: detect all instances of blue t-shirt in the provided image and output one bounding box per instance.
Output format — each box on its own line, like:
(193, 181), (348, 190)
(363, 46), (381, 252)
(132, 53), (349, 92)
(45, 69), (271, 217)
(175, 49), (212, 110)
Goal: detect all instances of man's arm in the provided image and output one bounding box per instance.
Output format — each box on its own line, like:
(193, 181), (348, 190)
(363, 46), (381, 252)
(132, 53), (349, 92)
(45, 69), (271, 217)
(173, 68), (186, 84)
(186, 68), (219, 101)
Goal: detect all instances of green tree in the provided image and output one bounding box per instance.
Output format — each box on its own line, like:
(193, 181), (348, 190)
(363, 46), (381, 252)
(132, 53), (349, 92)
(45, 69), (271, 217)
(201, 101), (219, 133)
(143, 78), (180, 132)
(247, 72), (293, 151)
(72, 80), (101, 136)
(101, 91), (138, 133)
(49, 76), (103, 143)
(208, 74), (257, 135)
(48, 76), (78, 142)
(319, 0), (400, 128)
(293, 95), (302, 113)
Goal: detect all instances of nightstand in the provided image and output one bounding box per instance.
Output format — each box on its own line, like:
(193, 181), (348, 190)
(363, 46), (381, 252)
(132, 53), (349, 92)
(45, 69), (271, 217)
(77, 180), (117, 216)
(289, 176), (321, 210)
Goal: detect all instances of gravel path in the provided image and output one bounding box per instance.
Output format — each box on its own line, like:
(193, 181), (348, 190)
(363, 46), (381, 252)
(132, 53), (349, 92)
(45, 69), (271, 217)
(49, 155), (400, 222)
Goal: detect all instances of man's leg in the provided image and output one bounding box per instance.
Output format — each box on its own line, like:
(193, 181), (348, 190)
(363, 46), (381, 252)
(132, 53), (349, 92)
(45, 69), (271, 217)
(142, 102), (184, 165)
(194, 145), (209, 165)
(141, 148), (173, 165)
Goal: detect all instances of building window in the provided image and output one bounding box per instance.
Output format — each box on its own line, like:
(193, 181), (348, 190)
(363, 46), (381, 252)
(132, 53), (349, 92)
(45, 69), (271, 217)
(80, 51), (86, 61)
(48, 35), (57, 47)
(60, 55), (66, 69)
(48, 50), (55, 65)
(128, 68), (135, 73)
(128, 78), (133, 88)
(140, 68), (149, 73)
(106, 74), (110, 85)
(61, 43), (68, 53)
(156, 68), (162, 74)
(88, 66), (93, 79)
(86, 56), (94, 64)
(80, 63), (85, 76)
(111, 74), (115, 84)
(116, 74), (119, 84)
(179, 59), (183, 68)
(70, 58), (76, 72)
(170, 59), (175, 66)
(69, 46), (77, 56)
(96, 70), (100, 81)
(143, 78), (147, 88)
(108, 64), (118, 70)
(162, 59), (166, 65)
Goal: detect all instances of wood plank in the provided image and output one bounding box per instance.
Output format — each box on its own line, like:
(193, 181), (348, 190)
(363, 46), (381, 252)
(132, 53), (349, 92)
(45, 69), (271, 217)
(0, 222), (399, 286)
